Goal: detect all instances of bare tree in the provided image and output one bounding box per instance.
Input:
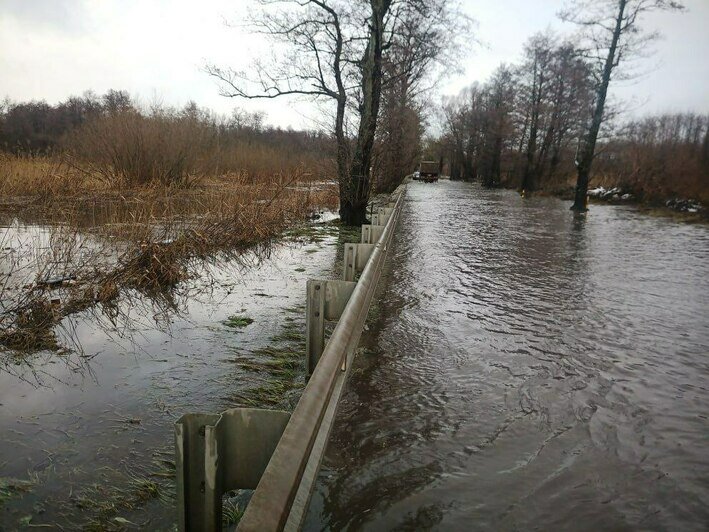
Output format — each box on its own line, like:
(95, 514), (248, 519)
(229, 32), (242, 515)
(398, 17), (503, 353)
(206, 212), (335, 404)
(518, 33), (556, 193)
(374, 1), (471, 192)
(517, 37), (593, 191)
(560, 0), (686, 211)
(207, 0), (472, 224)
(205, 0), (355, 216)
(479, 65), (515, 187)
(340, 0), (469, 221)
(345, 0), (393, 224)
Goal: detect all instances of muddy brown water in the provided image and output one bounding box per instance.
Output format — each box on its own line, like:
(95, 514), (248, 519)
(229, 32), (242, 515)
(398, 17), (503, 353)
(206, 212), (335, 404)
(305, 181), (709, 531)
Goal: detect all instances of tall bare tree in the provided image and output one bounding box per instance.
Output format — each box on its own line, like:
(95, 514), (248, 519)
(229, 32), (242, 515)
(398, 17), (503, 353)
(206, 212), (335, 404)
(344, 0), (393, 224)
(374, 1), (471, 192)
(519, 33), (555, 193)
(205, 0), (356, 217)
(207, 0), (470, 224)
(560, 0), (685, 211)
(479, 65), (515, 187)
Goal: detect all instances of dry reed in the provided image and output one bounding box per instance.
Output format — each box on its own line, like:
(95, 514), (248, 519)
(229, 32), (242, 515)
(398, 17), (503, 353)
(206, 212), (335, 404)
(0, 166), (338, 353)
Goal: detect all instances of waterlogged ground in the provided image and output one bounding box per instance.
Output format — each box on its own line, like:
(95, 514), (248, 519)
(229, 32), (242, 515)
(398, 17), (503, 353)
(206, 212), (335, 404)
(307, 181), (709, 531)
(0, 213), (354, 530)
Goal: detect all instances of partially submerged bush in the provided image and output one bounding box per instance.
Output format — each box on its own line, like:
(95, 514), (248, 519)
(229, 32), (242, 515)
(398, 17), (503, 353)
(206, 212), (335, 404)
(0, 177), (338, 354)
(0, 297), (59, 352)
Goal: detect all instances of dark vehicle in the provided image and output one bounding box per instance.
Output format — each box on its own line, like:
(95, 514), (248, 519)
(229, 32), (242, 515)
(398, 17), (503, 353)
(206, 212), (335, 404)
(418, 160), (439, 182)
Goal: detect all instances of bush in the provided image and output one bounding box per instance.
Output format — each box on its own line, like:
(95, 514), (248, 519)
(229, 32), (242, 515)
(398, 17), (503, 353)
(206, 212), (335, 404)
(66, 109), (215, 187)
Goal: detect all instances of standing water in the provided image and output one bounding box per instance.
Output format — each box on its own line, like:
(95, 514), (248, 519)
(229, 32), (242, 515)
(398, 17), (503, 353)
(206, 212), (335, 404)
(0, 214), (346, 530)
(306, 181), (709, 531)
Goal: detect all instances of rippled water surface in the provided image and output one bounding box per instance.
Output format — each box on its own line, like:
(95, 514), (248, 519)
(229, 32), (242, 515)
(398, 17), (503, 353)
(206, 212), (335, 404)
(306, 181), (709, 531)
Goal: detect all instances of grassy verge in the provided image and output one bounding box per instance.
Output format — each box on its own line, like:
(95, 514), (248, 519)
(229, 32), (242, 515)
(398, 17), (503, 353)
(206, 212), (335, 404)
(228, 219), (362, 410)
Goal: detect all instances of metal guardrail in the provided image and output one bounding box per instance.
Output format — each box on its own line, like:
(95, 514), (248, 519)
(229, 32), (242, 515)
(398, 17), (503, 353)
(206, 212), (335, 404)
(175, 185), (406, 531)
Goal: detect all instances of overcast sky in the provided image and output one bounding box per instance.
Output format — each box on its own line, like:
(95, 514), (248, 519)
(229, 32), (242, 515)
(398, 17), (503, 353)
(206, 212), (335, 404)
(1, 0), (707, 130)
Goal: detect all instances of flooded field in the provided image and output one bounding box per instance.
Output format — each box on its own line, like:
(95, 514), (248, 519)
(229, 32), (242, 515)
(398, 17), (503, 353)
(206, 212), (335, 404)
(0, 208), (351, 530)
(306, 181), (709, 531)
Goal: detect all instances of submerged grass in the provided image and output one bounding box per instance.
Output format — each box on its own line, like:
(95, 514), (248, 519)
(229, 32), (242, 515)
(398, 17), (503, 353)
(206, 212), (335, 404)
(50, 447), (176, 531)
(228, 216), (368, 410)
(223, 315), (255, 328)
(0, 477), (35, 507)
(231, 305), (308, 409)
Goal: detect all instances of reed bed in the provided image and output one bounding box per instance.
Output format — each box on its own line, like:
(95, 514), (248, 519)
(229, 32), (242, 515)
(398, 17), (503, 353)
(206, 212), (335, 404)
(0, 159), (338, 353)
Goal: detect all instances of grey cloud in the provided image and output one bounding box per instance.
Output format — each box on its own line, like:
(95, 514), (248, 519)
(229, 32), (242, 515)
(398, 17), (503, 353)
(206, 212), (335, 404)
(0, 0), (89, 33)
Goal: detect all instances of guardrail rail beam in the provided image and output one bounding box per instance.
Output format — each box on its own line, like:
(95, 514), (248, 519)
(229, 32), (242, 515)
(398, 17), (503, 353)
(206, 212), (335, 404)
(176, 185), (406, 532)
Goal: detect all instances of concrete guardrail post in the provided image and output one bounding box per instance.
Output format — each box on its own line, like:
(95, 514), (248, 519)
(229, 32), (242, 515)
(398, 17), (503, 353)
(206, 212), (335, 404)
(361, 225), (385, 245)
(343, 243), (375, 282)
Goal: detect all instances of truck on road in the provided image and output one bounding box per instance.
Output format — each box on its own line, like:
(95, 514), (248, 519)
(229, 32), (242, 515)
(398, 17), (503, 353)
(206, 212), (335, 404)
(417, 160), (439, 183)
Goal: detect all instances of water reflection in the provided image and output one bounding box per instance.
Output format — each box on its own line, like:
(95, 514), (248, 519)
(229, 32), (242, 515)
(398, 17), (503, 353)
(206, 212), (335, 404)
(0, 219), (341, 529)
(306, 181), (709, 531)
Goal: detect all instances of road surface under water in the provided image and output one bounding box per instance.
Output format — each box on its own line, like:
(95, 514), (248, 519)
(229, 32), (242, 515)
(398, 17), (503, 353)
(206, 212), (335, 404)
(306, 181), (709, 531)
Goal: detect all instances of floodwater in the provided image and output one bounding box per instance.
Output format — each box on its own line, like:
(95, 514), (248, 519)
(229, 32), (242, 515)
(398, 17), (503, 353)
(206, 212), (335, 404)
(306, 181), (709, 531)
(0, 214), (343, 530)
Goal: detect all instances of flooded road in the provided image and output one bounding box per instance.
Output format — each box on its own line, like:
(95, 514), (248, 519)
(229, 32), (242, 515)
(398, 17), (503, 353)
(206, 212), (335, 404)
(306, 181), (709, 531)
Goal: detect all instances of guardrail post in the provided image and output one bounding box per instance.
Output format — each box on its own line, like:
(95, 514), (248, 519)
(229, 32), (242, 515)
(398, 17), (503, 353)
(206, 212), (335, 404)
(361, 225), (385, 244)
(343, 243), (375, 282)
(306, 280), (325, 374)
(176, 413), (221, 532)
(378, 207), (394, 219)
(343, 243), (356, 282)
(176, 408), (290, 532)
(306, 279), (356, 373)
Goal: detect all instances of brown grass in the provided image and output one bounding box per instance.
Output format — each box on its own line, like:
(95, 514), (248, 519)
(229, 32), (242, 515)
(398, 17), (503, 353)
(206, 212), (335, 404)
(591, 144), (709, 204)
(65, 110), (213, 187)
(0, 152), (108, 198)
(0, 156), (338, 353)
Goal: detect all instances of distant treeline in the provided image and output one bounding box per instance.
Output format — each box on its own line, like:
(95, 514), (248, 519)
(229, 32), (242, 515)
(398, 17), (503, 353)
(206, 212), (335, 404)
(438, 32), (709, 203)
(0, 90), (334, 184)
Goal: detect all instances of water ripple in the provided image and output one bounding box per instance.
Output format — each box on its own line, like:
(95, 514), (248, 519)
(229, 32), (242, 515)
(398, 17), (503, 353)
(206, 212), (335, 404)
(307, 182), (709, 531)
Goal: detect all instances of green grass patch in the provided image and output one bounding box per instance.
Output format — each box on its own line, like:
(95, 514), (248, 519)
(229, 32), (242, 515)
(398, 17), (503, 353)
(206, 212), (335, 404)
(223, 498), (245, 526)
(272, 329), (305, 343)
(235, 379), (299, 407)
(49, 447), (176, 530)
(223, 315), (254, 328)
(232, 308), (307, 408)
(0, 477), (34, 507)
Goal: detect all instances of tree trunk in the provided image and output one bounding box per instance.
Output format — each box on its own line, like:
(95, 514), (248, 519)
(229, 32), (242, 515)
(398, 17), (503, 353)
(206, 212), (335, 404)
(336, 94), (351, 218)
(342, 0), (391, 225)
(326, 9), (353, 224)
(521, 60), (541, 193)
(522, 114), (539, 191)
(571, 0), (626, 211)
(491, 135), (502, 186)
